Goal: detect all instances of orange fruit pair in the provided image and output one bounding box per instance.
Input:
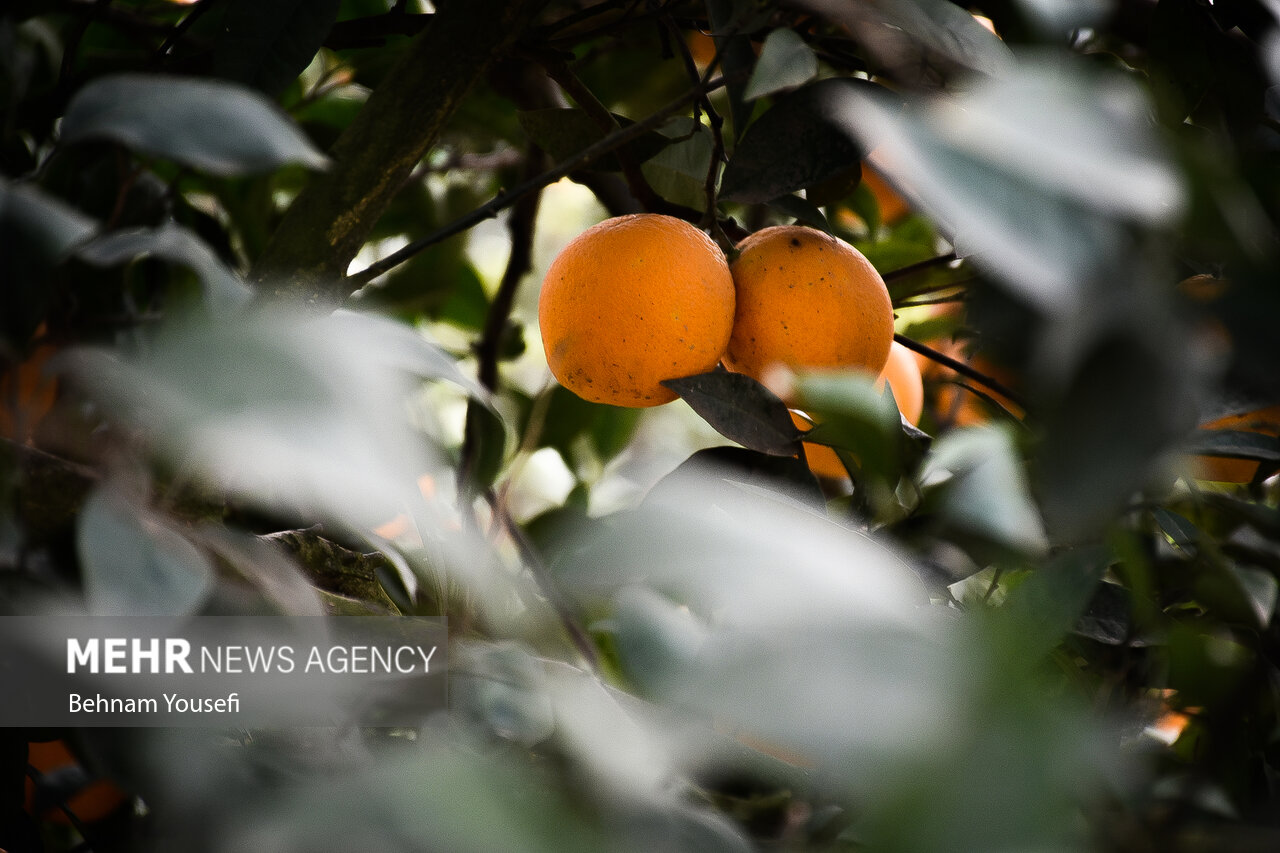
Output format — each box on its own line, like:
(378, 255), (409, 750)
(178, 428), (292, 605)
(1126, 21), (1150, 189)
(539, 218), (895, 407)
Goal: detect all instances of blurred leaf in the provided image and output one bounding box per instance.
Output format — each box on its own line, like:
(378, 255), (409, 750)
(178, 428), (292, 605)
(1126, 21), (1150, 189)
(793, 370), (911, 487)
(61, 74), (330, 177)
(77, 488), (215, 628)
(1035, 333), (1193, 544)
(832, 60), (1184, 312)
(997, 546), (1109, 660)
(58, 308), (466, 540)
(212, 0), (342, 97)
(0, 179), (96, 340)
(721, 79), (883, 204)
(77, 222), (253, 313)
(744, 29), (818, 101)
(517, 108), (667, 171)
(646, 446), (826, 510)
(662, 369), (802, 457)
(921, 425), (1049, 556)
(453, 642), (556, 747)
(611, 585), (708, 697)
(221, 738), (607, 853)
(795, 0), (1013, 86)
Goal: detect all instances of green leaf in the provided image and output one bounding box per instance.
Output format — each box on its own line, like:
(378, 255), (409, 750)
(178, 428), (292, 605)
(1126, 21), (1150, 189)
(61, 74), (330, 177)
(835, 60), (1183, 312)
(640, 118), (713, 211)
(77, 488), (215, 627)
(811, 0), (1013, 85)
(661, 369), (802, 457)
(766, 193), (830, 232)
(1185, 429), (1280, 463)
(793, 370), (906, 484)
(213, 0), (342, 97)
(611, 586), (708, 697)
(706, 0), (764, 139)
(1152, 507), (1200, 551)
(744, 29), (818, 101)
(996, 546), (1109, 660)
(920, 425), (1049, 556)
(77, 223), (253, 313)
(720, 78), (882, 204)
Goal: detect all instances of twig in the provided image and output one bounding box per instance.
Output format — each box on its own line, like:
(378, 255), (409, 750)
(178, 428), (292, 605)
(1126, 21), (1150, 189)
(882, 251), (959, 282)
(500, 500), (601, 670)
(155, 0), (223, 60)
(893, 332), (1025, 410)
(538, 54), (664, 211)
(347, 74), (729, 287)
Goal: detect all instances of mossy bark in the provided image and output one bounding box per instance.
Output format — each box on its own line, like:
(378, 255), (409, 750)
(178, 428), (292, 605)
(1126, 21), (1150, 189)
(251, 0), (549, 305)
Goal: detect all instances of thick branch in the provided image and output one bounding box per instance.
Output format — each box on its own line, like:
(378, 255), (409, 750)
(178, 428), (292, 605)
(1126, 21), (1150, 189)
(250, 0), (549, 305)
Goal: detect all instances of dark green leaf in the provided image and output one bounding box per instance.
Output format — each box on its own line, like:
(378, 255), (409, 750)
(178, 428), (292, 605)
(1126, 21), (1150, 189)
(707, 0), (763, 139)
(1152, 507), (1200, 551)
(766, 194), (830, 232)
(640, 118), (713, 211)
(1184, 429), (1280, 463)
(61, 74), (330, 176)
(661, 370), (802, 456)
(801, 0), (1012, 86)
(744, 28), (818, 101)
(720, 78), (882, 204)
(213, 0), (342, 97)
(77, 488), (215, 627)
(1000, 547), (1109, 658)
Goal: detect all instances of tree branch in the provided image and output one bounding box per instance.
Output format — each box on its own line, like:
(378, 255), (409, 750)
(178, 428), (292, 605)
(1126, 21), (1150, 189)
(347, 74), (728, 288)
(249, 0), (550, 306)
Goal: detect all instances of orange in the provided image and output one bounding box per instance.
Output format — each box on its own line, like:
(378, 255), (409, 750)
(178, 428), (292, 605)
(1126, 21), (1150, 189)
(793, 341), (925, 480)
(24, 739), (129, 824)
(1, 339), (59, 444)
(879, 341), (924, 425)
(725, 225), (894, 383)
(1193, 405), (1280, 483)
(538, 214), (735, 407)
(861, 166), (910, 226)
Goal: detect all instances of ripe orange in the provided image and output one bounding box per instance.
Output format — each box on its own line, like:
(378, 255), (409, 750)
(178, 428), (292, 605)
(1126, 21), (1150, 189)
(861, 166), (910, 226)
(24, 739), (129, 824)
(1, 339), (59, 444)
(539, 214), (735, 407)
(725, 225), (894, 384)
(794, 341), (925, 480)
(1193, 405), (1280, 483)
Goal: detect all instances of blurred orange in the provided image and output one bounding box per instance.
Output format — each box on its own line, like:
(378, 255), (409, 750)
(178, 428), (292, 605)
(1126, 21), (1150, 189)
(1192, 405), (1280, 483)
(861, 166), (910, 226)
(1, 339), (59, 444)
(24, 739), (129, 824)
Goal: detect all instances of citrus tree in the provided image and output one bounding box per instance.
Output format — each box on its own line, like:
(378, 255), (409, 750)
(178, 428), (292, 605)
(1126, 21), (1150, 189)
(4, 0), (1280, 850)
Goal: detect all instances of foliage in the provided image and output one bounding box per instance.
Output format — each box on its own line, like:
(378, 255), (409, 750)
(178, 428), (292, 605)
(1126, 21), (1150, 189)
(4, 0), (1280, 850)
